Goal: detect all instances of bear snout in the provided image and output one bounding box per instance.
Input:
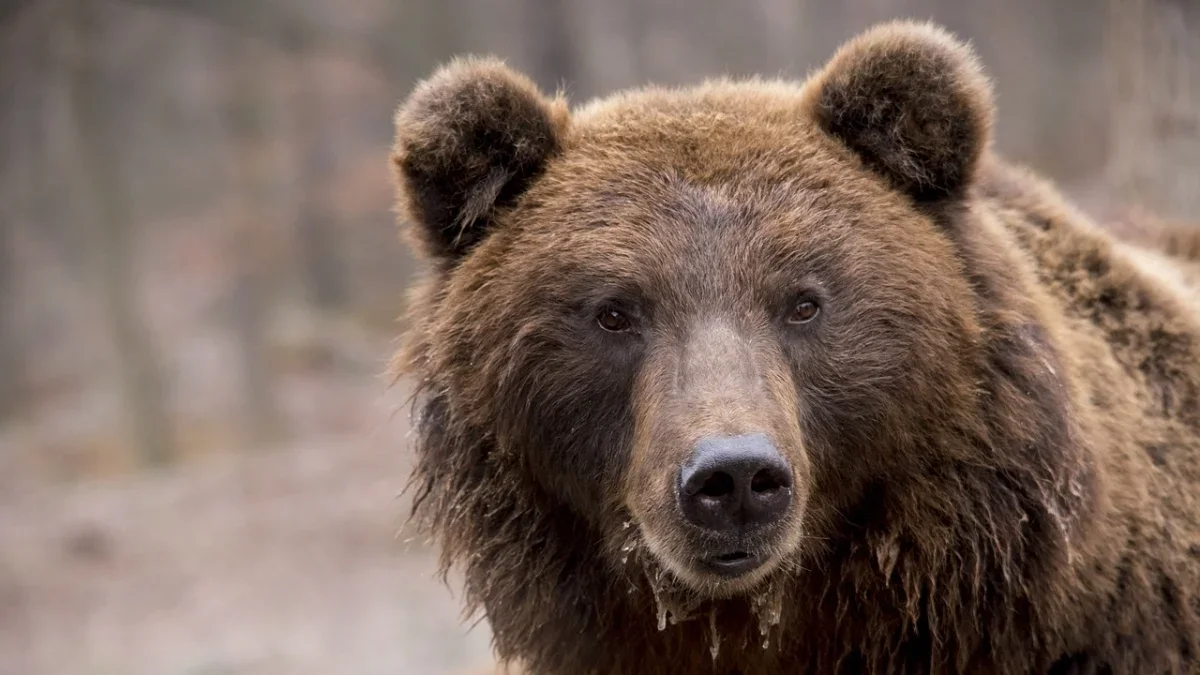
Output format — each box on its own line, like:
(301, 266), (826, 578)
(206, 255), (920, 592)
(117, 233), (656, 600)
(677, 433), (794, 535)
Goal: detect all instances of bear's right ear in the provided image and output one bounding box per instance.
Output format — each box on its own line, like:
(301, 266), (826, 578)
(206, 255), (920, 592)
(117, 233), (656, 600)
(392, 57), (568, 262)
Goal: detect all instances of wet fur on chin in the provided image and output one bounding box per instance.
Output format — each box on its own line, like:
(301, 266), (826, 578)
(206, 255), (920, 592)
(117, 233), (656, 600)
(632, 517), (801, 599)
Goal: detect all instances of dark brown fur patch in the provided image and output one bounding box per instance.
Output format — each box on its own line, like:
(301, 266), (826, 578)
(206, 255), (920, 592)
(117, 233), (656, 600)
(391, 57), (568, 262)
(806, 22), (993, 202)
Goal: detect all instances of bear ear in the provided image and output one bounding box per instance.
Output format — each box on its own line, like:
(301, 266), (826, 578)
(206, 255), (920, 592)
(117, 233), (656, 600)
(392, 57), (569, 262)
(805, 21), (994, 202)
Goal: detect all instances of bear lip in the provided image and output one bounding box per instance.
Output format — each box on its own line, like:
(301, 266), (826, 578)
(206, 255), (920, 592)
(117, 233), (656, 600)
(698, 550), (763, 577)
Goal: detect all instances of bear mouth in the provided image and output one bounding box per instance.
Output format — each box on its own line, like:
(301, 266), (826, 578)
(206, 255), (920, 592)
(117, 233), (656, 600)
(698, 550), (762, 577)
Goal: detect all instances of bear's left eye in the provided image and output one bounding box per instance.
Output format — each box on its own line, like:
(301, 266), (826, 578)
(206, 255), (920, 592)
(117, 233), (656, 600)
(787, 299), (821, 324)
(597, 306), (634, 333)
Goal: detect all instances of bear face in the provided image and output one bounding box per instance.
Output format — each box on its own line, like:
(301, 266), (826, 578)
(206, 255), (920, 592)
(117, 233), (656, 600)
(396, 21), (1018, 595)
(392, 20), (1151, 675)
(420, 122), (1000, 595)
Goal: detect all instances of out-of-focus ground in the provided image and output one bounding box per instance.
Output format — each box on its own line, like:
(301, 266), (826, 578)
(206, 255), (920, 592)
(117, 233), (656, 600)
(0, 325), (495, 675)
(0, 432), (495, 675)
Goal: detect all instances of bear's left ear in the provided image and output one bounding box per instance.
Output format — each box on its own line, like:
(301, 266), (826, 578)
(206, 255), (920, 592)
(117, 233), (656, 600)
(804, 21), (994, 202)
(392, 57), (569, 262)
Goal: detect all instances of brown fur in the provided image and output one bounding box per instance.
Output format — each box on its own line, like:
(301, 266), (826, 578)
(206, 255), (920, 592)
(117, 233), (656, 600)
(391, 21), (1200, 675)
(1104, 211), (1200, 295)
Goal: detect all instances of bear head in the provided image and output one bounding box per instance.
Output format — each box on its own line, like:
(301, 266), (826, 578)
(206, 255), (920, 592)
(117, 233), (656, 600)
(392, 20), (1092, 655)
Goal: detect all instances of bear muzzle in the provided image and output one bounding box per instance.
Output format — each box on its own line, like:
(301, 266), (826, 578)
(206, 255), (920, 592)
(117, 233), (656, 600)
(676, 433), (794, 576)
(625, 317), (809, 589)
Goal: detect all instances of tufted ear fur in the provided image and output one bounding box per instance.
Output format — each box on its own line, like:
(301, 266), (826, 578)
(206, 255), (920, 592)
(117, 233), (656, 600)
(392, 57), (569, 262)
(804, 21), (994, 202)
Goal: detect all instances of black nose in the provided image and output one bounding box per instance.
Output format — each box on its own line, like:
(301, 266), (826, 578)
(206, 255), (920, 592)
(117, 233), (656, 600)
(677, 433), (793, 533)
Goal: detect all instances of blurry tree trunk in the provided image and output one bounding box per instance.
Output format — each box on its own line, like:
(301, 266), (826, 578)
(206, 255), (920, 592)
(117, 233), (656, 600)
(526, 0), (580, 94)
(227, 36), (286, 446)
(0, 218), (18, 423)
(293, 82), (344, 312)
(63, 0), (174, 465)
(1105, 0), (1200, 222)
(625, 0), (648, 82)
(11, 7), (85, 280)
(756, 0), (804, 77)
(0, 32), (28, 423)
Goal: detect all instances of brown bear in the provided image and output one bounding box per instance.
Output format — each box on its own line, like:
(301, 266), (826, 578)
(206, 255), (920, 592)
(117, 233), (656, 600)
(390, 20), (1200, 675)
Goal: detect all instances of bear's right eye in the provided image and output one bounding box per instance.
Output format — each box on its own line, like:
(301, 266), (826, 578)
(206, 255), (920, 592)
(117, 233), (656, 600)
(596, 307), (633, 333)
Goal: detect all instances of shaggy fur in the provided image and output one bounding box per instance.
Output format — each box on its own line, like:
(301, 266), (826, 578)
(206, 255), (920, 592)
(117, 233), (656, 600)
(391, 20), (1200, 675)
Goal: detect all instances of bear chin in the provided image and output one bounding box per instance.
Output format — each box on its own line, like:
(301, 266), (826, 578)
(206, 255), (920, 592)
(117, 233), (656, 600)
(630, 520), (803, 600)
(631, 541), (791, 617)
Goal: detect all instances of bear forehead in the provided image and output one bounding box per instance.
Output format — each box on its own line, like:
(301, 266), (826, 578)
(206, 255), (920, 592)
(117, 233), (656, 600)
(572, 78), (811, 129)
(480, 146), (955, 312)
(561, 82), (843, 183)
(513, 90), (925, 263)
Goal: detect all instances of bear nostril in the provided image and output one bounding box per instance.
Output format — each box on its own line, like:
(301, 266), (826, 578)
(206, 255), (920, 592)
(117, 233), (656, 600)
(678, 433), (794, 533)
(699, 472), (736, 498)
(750, 467), (791, 494)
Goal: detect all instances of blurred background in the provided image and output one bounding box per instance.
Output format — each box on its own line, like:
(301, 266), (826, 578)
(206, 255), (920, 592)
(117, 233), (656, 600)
(0, 0), (1195, 673)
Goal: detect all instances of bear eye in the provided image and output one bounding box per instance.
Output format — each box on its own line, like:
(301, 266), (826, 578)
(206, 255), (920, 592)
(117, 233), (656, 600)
(597, 306), (633, 333)
(787, 299), (821, 325)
